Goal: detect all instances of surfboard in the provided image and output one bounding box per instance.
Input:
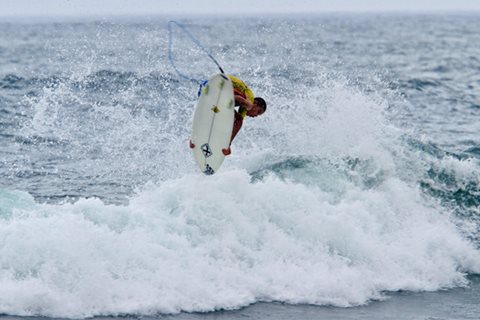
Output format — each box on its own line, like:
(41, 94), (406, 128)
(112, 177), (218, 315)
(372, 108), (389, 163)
(191, 73), (234, 175)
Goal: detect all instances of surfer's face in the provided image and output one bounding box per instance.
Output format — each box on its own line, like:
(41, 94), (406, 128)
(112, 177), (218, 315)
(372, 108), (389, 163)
(247, 104), (265, 117)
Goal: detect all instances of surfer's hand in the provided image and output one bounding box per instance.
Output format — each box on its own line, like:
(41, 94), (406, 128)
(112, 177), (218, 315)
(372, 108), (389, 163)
(222, 147), (231, 156)
(189, 140), (195, 149)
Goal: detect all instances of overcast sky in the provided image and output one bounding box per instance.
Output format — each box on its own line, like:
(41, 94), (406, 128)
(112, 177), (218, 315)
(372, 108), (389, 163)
(1, 0), (480, 17)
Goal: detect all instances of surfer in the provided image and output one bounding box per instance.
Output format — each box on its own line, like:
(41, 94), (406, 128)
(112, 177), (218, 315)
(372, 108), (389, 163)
(223, 75), (267, 156)
(189, 75), (267, 156)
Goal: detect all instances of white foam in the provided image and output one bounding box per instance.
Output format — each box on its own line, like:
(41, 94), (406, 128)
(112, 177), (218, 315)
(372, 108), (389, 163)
(1, 170), (479, 318)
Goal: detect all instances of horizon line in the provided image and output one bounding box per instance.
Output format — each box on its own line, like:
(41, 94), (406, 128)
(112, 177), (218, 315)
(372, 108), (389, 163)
(1, 9), (480, 20)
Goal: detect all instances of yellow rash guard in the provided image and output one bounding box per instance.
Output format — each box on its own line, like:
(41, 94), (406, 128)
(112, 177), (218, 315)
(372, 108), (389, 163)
(228, 75), (254, 119)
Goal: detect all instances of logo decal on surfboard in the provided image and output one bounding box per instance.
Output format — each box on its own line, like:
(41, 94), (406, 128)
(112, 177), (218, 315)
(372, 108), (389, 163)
(202, 84), (209, 95)
(204, 164), (215, 175)
(201, 143), (212, 158)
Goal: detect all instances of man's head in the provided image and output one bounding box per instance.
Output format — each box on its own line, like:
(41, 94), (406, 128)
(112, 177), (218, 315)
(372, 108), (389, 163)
(247, 97), (267, 117)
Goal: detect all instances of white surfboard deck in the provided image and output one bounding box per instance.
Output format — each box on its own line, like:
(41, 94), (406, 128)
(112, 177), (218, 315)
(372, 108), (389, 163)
(191, 74), (234, 175)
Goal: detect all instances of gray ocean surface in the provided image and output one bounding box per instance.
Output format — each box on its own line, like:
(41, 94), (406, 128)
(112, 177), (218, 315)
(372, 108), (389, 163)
(1, 14), (480, 319)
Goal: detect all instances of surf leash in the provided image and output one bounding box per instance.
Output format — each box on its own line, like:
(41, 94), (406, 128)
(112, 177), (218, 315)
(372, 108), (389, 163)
(168, 20), (226, 84)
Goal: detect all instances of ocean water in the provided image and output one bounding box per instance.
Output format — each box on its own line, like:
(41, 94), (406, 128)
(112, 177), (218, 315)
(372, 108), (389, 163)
(1, 13), (480, 319)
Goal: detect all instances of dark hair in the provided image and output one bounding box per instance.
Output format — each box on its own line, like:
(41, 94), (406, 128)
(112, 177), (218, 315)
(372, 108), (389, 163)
(254, 97), (267, 112)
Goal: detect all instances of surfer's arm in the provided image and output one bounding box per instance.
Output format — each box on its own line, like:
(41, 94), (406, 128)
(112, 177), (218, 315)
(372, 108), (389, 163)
(234, 95), (254, 111)
(222, 111), (243, 156)
(231, 111), (244, 143)
(223, 95), (250, 156)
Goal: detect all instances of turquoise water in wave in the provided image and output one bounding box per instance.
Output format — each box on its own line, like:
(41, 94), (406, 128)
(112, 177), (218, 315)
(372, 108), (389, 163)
(1, 14), (480, 319)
